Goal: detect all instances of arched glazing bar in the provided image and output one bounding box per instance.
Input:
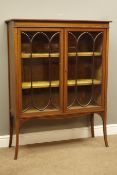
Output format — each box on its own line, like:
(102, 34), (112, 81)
(22, 31), (60, 112)
(49, 32), (60, 109)
(67, 31), (102, 108)
(93, 32), (103, 105)
(21, 32), (31, 112)
(67, 32), (78, 108)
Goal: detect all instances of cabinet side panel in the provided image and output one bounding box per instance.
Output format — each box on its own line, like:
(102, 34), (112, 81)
(7, 22), (17, 117)
(104, 29), (109, 112)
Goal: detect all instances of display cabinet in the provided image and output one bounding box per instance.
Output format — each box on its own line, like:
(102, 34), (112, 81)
(6, 19), (111, 159)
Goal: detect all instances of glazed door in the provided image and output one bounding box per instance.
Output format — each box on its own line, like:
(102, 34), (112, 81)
(64, 29), (105, 112)
(19, 28), (63, 114)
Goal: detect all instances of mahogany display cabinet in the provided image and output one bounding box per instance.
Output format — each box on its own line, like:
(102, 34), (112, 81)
(6, 19), (111, 159)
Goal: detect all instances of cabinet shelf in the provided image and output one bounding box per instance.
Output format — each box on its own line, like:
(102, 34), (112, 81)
(21, 52), (102, 59)
(22, 79), (101, 89)
(24, 108), (58, 113)
(68, 52), (102, 57)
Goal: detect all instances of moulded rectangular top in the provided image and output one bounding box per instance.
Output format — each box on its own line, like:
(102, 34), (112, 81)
(5, 19), (112, 23)
(6, 19), (111, 29)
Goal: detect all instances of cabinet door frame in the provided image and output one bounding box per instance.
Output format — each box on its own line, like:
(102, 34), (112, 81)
(64, 28), (107, 113)
(16, 27), (64, 117)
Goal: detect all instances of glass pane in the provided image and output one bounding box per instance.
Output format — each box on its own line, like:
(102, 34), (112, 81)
(21, 31), (60, 113)
(67, 31), (103, 109)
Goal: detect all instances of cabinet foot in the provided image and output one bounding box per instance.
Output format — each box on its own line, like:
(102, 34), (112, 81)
(9, 114), (14, 148)
(100, 112), (109, 147)
(14, 119), (20, 160)
(90, 114), (95, 137)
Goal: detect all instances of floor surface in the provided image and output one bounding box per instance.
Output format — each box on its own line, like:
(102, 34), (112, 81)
(0, 135), (117, 175)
